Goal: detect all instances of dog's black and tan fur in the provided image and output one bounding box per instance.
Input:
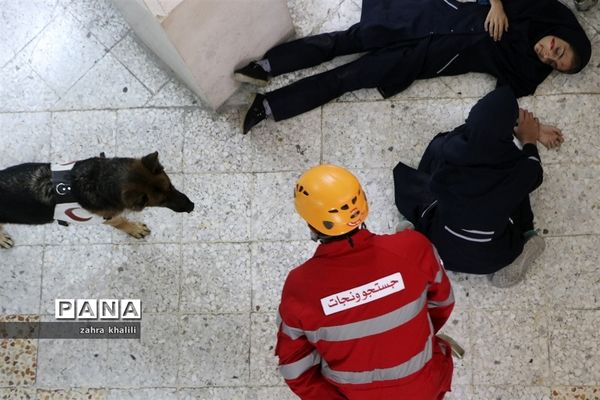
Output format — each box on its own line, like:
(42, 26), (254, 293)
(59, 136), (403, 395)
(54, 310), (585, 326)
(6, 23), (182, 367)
(0, 152), (194, 249)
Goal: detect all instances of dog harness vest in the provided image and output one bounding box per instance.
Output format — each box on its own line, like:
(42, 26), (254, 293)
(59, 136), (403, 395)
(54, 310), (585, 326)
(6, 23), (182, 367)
(51, 162), (105, 226)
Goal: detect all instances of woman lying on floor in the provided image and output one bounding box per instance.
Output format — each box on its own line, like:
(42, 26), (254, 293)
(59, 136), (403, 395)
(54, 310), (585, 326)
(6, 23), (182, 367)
(393, 86), (547, 288)
(236, 0), (591, 139)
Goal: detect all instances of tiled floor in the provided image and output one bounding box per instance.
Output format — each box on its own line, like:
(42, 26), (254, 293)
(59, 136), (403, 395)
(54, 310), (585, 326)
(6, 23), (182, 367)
(0, 0), (599, 399)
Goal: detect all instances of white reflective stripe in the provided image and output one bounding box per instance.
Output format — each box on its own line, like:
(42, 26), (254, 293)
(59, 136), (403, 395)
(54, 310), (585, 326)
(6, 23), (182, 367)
(443, 0), (458, 10)
(432, 245), (445, 283)
(280, 320), (305, 340)
(434, 270), (443, 284)
(427, 315), (434, 335)
(428, 289), (455, 308)
(445, 226), (492, 242)
(276, 312), (282, 328)
(432, 245), (444, 267)
(321, 335), (434, 384)
(509, 218), (514, 224)
(528, 156), (541, 163)
(280, 290), (428, 343)
(461, 229), (495, 235)
(421, 200), (438, 218)
(279, 350), (321, 380)
(437, 53), (460, 74)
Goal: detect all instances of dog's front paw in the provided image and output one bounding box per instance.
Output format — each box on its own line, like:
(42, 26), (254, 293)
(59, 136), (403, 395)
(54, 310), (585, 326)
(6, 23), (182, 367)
(0, 232), (15, 249)
(126, 222), (151, 239)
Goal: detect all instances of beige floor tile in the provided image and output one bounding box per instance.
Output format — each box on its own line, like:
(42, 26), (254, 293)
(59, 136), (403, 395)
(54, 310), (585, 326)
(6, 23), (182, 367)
(0, 315), (39, 386)
(552, 386), (600, 400)
(0, 387), (36, 399)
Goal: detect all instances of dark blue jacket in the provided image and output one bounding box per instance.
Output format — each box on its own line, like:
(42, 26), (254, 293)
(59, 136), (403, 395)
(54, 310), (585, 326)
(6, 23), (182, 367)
(358, 0), (590, 98)
(393, 87), (543, 274)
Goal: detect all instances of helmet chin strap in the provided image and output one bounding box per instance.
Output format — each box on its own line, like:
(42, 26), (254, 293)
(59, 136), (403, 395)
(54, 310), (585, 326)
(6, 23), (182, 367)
(310, 229), (322, 242)
(309, 223), (367, 248)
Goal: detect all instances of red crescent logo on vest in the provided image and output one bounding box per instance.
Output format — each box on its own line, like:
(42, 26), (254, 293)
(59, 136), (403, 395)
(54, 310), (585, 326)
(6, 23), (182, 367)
(65, 207), (93, 222)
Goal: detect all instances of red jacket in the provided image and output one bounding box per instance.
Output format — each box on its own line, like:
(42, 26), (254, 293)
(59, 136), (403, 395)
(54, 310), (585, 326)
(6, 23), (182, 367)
(276, 229), (454, 400)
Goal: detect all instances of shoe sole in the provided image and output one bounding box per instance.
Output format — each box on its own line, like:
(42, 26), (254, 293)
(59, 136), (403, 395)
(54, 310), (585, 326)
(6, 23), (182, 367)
(234, 73), (268, 87)
(489, 235), (546, 288)
(240, 94), (266, 134)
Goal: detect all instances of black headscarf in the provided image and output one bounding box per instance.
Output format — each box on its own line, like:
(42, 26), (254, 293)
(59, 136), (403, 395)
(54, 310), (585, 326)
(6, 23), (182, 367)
(480, 0), (591, 96)
(505, 0), (592, 72)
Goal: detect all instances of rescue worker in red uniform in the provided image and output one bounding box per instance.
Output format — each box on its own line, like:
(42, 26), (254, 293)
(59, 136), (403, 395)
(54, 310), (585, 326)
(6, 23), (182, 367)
(276, 164), (458, 399)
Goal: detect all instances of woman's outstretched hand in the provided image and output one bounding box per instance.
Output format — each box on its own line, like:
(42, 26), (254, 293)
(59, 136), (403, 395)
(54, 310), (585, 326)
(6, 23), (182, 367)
(485, 0), (509, 41)
(538, 124), (565, 149)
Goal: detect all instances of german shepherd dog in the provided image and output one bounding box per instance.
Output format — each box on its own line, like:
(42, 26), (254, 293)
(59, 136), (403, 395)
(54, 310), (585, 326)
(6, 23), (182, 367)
(0, 152), (194, 249)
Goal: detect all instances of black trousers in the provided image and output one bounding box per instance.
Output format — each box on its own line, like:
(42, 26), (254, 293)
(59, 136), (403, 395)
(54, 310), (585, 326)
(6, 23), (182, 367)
(263, 28), (479, 121)
(264, 25), (420, 121)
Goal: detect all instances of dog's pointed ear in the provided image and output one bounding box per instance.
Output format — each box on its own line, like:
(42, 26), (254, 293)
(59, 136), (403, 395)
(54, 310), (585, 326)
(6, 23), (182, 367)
(122, 190), (149, 211)
(141, 152), (164, 175)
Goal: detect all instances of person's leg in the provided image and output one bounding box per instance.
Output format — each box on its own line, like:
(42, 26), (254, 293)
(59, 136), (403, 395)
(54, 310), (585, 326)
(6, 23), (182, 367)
(235, 24), (370, 87)
(265, 46), (405, 121)
(243, 53), (379, 131)
(488, 196), (544, 288)
(243, 43), (419, 132)
(510, 196), (535, 233)
(265, 23), (369, 76)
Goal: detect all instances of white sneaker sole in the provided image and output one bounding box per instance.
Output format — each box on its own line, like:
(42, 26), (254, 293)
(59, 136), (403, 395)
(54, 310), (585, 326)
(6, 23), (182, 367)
(234, 73), (268, 87)
(489, 235), (546, 288)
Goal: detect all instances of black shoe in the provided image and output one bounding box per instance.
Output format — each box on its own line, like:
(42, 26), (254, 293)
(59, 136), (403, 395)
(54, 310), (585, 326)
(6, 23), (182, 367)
(242, 94), (267, 134)
(234, 61), (269, 86)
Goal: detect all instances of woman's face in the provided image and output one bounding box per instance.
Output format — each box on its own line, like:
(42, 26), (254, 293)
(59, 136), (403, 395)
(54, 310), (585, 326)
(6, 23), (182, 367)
(534, 35), (576, 72)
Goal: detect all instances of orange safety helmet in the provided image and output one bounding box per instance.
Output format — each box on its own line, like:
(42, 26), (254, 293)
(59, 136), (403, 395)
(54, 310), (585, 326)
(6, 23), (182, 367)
(294, 164), (369, 236)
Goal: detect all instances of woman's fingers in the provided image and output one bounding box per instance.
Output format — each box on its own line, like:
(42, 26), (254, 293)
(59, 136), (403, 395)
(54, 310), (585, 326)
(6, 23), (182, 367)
(499, 18), (507, 39)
